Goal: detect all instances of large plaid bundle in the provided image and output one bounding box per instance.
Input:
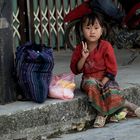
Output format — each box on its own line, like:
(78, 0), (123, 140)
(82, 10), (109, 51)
(15, 42), (54, 103)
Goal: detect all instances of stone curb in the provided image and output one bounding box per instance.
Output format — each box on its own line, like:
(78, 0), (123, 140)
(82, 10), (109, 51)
(0, 86), (140, 140)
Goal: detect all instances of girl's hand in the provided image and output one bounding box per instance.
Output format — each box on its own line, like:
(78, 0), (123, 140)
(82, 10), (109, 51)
(82, 41), (89, 58)
(96, 80), (104, 89)
(95, 80), (104, 93)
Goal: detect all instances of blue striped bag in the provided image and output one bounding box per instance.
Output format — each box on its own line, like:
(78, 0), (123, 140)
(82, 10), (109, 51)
(15, 42), (54, 103)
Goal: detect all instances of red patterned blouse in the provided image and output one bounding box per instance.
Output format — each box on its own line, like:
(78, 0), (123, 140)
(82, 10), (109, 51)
(70, 40), (117, 80)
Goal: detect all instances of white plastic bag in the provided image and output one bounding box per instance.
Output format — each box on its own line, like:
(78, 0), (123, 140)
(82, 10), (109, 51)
(49, 72), (75, 100)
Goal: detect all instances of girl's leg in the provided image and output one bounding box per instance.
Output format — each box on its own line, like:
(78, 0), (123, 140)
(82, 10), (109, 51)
(123, 100), (138, 112)
(123, 99), (140, 118)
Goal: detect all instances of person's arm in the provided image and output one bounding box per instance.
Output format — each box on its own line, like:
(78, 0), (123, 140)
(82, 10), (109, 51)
(103, 42), (118, 85)
(96, 77), (109, 89)
(77, 56), (87, 72)
(77, 41), (89, 72)
(101, 77), (109, 86)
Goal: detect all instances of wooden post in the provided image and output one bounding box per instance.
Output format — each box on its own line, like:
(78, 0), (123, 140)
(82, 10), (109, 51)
(0, 0), (16, 104)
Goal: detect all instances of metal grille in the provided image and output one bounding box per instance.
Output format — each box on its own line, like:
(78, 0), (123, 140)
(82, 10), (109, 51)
(12, 0), (83, 50)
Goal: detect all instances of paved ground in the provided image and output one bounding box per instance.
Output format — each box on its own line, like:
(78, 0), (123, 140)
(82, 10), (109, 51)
(49, 118), (140, 140)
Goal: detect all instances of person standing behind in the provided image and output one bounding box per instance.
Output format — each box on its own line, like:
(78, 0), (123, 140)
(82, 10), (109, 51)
(70, 12), (140, 128)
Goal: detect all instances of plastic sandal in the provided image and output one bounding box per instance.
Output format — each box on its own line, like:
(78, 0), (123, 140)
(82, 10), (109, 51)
(93, 116), (107, 128)
(110, 115), (119, 122)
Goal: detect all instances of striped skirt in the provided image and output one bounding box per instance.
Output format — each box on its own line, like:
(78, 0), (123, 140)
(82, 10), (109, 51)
(82, 78), (125, 116)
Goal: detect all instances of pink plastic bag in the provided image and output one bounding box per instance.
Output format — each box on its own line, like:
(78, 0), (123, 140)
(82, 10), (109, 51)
(48, 73), (75, 100)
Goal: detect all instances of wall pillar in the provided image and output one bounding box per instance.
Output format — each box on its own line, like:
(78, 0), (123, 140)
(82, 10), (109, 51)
(0, 0), (16, 104)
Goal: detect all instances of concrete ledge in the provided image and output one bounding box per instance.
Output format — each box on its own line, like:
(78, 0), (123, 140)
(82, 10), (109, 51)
(123, 86), (140, 106)
(0, 86), (140, 140)
(0, 90), (95, 140)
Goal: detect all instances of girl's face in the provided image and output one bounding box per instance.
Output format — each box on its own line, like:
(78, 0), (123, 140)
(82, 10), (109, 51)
(82, 18), (103, 43)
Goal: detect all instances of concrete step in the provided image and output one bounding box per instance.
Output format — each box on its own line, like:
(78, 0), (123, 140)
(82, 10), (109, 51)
(0, 85), (140, 140)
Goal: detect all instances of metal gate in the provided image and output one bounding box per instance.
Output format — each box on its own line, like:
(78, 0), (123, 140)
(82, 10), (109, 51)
(12, 0), (83, 51)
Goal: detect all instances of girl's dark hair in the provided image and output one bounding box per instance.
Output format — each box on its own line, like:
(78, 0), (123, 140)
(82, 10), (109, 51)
(81, 12), (104, 28)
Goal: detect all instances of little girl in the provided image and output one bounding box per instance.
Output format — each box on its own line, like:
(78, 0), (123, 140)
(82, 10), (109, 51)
(70, 12), (140, 128)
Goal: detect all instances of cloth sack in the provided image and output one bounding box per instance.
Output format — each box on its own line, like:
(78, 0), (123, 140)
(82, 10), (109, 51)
(15, 42), (54, 103)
